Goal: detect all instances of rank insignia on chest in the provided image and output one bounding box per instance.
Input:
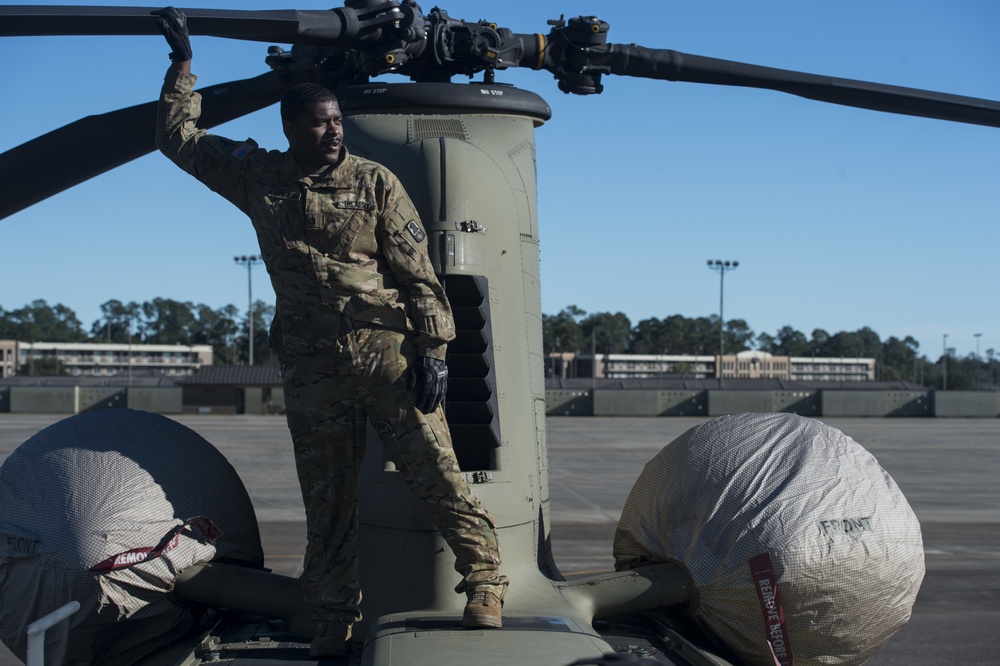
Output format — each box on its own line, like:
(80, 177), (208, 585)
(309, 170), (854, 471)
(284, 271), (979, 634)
(406, 220), (426, 243)
(334, 200), (376, 211)
(264, 186), (302, 201)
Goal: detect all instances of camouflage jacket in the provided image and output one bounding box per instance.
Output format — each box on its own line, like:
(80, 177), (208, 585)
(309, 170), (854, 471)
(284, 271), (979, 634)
(155, 68), (455, 362)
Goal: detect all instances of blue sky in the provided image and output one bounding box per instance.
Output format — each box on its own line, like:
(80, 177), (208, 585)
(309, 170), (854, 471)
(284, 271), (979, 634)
(2, 0), (998, 360)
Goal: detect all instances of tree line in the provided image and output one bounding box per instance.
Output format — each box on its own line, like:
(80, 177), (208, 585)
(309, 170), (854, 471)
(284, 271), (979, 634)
(543, 305), (998, 390)
(0, 298), (274, 367)
(2, 299), (996, 389)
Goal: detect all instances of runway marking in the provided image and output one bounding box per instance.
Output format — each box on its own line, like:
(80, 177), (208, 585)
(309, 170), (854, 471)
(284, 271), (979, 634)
(551, 481), (621, 522)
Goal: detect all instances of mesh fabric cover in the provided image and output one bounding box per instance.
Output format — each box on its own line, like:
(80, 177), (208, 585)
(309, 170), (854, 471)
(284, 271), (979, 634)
(613, 413), (923, 666)
(0, 409), (264, 666)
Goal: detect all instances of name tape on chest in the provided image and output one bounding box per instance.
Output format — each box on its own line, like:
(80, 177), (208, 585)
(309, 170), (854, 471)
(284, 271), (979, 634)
(334, 200), (376, 211)
(406, 220), (427, 243)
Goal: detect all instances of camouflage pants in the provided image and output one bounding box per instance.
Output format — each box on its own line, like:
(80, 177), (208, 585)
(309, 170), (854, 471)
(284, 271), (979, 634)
(281, 327), (508, 626)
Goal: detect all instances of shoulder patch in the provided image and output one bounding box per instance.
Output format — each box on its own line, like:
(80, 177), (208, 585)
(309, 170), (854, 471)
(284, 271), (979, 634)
(334, 200), (376, 211)
(230, 138), (259, 160)
(406, 219), (427, 243)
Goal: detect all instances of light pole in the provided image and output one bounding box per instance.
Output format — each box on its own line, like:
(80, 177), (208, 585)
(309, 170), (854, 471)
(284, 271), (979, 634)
(942, 333), (948, 391)
(234, 255), (263, 365)
(707, 259), (739, 359)
(127, 316), (133, 387)
(988, 348), (997, 389)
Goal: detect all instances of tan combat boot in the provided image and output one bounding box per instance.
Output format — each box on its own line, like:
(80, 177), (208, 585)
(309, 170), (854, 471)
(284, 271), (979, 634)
(462, 589), (503, 628)
(309, 622), (352, 659)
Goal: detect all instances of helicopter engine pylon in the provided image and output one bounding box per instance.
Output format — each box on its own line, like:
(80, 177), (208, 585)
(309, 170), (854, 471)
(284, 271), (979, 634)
(290, 80), (692, 664)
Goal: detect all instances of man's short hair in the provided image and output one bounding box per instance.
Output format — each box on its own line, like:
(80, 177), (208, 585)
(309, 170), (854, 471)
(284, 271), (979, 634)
(280, 83), (339, 123)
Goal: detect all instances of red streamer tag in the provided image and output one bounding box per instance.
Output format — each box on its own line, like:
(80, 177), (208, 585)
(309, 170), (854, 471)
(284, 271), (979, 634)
(89, 516), (221, 573)
(749, 552), (794, 666)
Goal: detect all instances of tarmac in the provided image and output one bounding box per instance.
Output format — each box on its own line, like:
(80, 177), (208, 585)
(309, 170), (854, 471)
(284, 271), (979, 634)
(0, 413), (997, 665)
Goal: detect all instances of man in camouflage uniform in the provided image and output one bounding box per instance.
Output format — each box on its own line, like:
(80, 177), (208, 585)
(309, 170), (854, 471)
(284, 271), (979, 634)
(153, 8), (508, 658)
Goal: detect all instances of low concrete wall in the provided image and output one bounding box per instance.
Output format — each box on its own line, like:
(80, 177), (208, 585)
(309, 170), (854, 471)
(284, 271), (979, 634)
(773, 391), (821, 416)
(5, 386), (182, 414)
(707, 390), (820, 417)
(546, 389), (593, 416)
(821, 391), (889, 417)
(241, 387), (287, 415)
(550, 389), (996, 417)
(10, 387), (78, 413)
(821, 390), (935, 417)
(244, 387), (290, 415)
(885, 391), (932, 417)
(245, 387), (264, 415)
(4, 386), (996, 417)
(934, 391), (1000, 417)
(128, 388), (183, 414)
(79, 387), (127, 412)
(270, 387), (286, 413)
(594, 390), (658, 416)
(659, 391), (707, 416)
(707, 390), (774, 416)
(590, 390), (707, 416)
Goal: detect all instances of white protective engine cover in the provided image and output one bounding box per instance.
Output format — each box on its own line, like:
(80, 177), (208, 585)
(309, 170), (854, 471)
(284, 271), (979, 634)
(613, 413), (924, 666)
(0, 409), (264, 666)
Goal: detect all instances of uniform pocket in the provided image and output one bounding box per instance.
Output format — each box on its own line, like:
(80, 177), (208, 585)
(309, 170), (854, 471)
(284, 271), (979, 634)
(304, 211), (368, 259)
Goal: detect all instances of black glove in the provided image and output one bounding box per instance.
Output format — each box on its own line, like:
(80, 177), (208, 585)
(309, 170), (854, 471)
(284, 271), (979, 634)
(152, 7), (193, 62)
(407, 356), (448, 414)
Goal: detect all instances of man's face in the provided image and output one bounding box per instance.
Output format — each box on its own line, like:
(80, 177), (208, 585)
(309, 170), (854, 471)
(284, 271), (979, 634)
(283, 100), (344, 170)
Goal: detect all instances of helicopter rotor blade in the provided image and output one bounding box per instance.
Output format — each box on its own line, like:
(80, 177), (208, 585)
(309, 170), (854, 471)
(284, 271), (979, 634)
(0, 71), (286, 220)
(570, 44), (1000, 129)
(0, 5), (396, 46)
